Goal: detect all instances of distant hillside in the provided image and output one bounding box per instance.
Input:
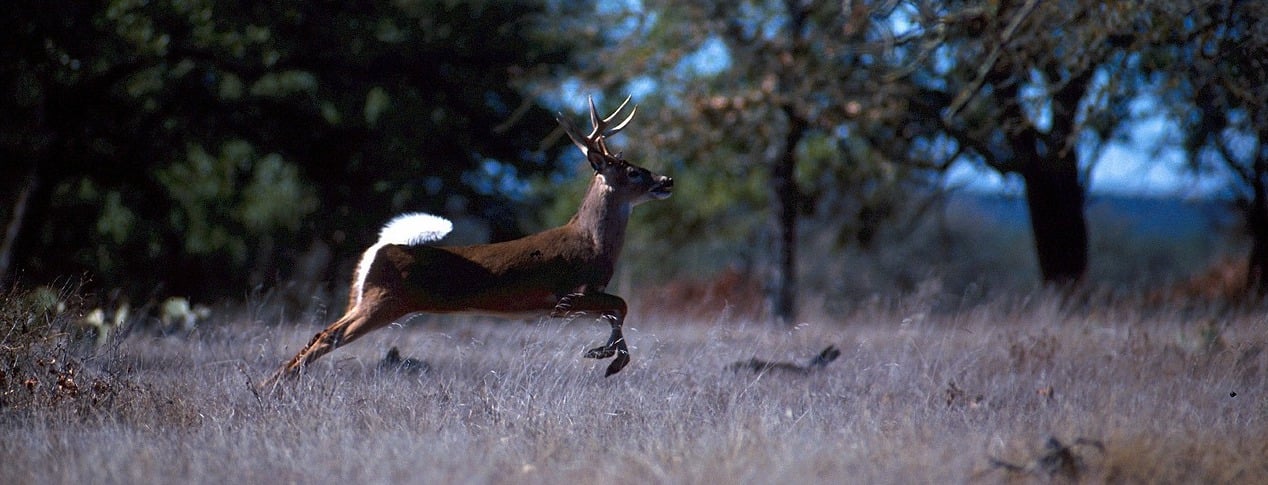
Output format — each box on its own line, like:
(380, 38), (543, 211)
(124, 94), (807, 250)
(1086, 195), (1240, 238)
(945, 192), (1241, 239)
(940, 191), (1244, 285)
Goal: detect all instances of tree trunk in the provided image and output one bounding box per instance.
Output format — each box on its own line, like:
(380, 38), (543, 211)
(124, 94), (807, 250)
(768, 111), (806, 323)
(1245, 169), (1268, 297)
(1020, 158), (1088, 285)
(0, 173), (39, 287)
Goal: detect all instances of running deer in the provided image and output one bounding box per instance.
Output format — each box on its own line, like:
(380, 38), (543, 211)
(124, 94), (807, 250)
(261, 96), (672, 389)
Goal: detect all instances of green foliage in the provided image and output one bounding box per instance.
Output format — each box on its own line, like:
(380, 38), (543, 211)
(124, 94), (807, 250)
(151, 140), (317, 261)
(1, 0), (579, 299)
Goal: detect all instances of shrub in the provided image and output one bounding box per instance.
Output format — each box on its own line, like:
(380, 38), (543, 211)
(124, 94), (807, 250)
(0, 285), (130, 419)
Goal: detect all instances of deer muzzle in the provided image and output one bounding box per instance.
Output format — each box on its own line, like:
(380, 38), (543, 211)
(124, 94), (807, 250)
(651, 176), (673, 199)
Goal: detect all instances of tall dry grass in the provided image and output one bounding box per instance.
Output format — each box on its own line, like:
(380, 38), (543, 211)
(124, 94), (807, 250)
(2, 289), (1266, 484)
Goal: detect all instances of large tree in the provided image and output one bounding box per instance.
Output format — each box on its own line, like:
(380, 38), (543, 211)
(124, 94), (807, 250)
(903, 0), (1168, 285)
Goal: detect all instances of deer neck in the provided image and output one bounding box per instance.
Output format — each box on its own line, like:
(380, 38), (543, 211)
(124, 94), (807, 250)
(570, 174), (631, 260)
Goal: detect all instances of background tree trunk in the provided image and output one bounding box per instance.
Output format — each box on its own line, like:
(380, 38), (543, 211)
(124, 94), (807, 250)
(0, 173), (38, 287)
(768, 112), (806, 323)
(1244, 167), (1268, 296)
(1020, 157), (1088, 285)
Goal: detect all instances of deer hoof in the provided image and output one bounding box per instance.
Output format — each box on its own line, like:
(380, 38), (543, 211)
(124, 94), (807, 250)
(604, 352), (630, 377)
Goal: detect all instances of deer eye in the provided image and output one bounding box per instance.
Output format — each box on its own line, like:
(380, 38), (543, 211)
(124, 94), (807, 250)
(626, 167), (642, 180)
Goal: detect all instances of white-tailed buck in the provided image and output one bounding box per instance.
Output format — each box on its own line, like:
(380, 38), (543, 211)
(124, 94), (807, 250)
(262, 96), (671, 388)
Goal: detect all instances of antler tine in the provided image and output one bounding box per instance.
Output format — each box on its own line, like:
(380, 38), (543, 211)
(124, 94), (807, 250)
(586, 95), (636, 139)
(587, 96), (602, 138)
(603, 104), (637, 137)
(601, 95), (633, 124)
(558, 94), (638, 157)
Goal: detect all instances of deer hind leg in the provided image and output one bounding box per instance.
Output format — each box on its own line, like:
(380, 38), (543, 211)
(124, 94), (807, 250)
(552, 292), (631, 376)
(261, 296), (408, 389)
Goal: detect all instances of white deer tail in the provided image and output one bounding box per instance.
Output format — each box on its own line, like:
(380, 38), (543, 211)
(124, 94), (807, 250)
(352, 213), (453, 306)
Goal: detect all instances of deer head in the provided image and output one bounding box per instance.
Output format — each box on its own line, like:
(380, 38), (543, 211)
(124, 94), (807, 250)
(557, 96), (673, 207)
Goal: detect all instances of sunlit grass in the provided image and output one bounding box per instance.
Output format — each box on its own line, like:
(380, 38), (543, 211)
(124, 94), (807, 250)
(2, 289), (1266, 483)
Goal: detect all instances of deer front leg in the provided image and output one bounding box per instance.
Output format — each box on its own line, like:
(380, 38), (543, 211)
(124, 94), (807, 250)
(591, 312), (630, 376)
(552, 292), (631, 376)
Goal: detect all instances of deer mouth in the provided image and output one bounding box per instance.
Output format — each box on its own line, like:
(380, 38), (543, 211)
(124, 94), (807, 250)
(650, 177), (673, 199)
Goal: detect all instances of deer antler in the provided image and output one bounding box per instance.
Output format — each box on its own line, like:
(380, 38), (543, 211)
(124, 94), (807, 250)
(558, 95), (637, 157)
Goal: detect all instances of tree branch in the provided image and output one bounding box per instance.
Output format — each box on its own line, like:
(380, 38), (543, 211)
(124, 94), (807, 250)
(942, 0), (1039, 123)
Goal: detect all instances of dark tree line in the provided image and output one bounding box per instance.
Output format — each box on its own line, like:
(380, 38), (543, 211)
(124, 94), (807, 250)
(1, 0), (581, 299)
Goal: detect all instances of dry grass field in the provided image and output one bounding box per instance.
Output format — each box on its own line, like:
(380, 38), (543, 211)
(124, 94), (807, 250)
(3, 288), (1267, 484)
